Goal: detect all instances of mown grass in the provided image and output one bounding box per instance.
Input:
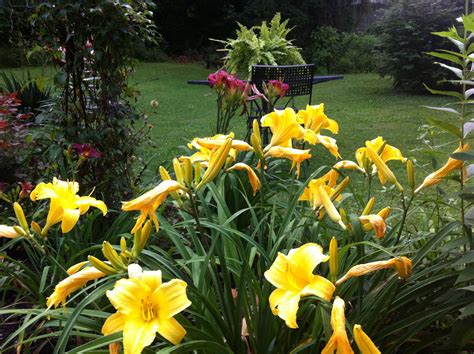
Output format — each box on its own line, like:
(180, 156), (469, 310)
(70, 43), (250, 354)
(2, 62), (454, 183)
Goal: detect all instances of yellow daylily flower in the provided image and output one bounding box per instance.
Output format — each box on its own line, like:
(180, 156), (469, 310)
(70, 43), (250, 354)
(321, 296), (354, 354)
(264, 243), (335, 329)
(122, 180), (186, 234)
(415, 143), (470, 193)
(261, 108), (305, 149)
(299, 177), (347, 229)
(297, 103), (339, 135)
(365, 144), (404, 191)
(336, 256), (413, 286)
(353, 324), (381, 354)
(102, 270), (191, 354)
(47, 265), (106, 308)
(0, 225), (21, 239)
(226, 162), (261, 196)
(359, 207), (390, 238)
(30, 177), (107, 234)
(265, 146), (311, 178)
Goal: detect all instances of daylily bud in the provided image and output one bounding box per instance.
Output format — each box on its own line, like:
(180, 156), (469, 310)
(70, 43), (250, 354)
(159, 165), (172, 180)
(13, 225), (27, 237)
(13, 202), (29, 233)
(31, 221), (42, 235)
(196, 138), (232, 191)
(251, 119), (264, 159)
(378, 207), (391, 219)
(366, 145), (404, 192)
(87, 255), (118, 275)
(120, 237), (127, 253)
(407, 159), (415, 191)
(194, 162), (201, 186)
(133, 220), (151, 257)
(173, 158), (185, 185)
(182, 157), (193, 187)
(329, 237), (338, 283)
(330, 176), (350, 201)
(362, 197), (375, 216)
(339, 207), (349, 227)
(354, 324), (381, 354)
(102, 241), (126, 271)
(319, 185), (346, 230)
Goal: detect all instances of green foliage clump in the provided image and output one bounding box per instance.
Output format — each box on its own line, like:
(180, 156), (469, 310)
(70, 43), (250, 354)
(376, 0), (465, 92)
(28, 0), (158, 205)
(214, 13), (305, 77)
(308, 26), (380, 74)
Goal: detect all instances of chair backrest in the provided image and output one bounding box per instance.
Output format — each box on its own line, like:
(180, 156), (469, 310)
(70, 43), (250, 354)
(251, 64), (315, 99)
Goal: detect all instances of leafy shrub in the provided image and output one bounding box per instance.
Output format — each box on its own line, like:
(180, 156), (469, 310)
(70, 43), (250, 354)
(29, 0), (158, 206)
(213, 13), (305, 77)
(308, 26), (380, 74)
(376, 0), (465, 92)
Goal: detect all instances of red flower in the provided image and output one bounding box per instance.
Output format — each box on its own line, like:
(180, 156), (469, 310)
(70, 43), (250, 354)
(208, 70), (230, 89)
(0, 120), (8, 130)
(72, 143), (102, 159)
(267, 80), (290, 97)
(19, 181), (34, 199)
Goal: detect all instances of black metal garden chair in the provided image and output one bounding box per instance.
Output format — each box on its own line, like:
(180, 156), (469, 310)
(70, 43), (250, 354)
(246, 64), (315, 141)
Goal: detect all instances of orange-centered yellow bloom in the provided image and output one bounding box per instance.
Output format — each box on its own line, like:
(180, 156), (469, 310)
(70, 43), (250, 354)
(264, 243), (335, 328)
(102, 270), (191, 354)
(261, 108), (305, 149)
(265, 146), (311, 178)
(322, 297), (354, 354)
(353, 324), (381, 354)
(415, 143), (470, 193)
(226, 162), (261, 196)
(30, 177), (107, 234)
(122, 180), (186, 234)
(47, 265), (106, 308)
(336, 256), (412, 286)
(0, 225), (21, 239)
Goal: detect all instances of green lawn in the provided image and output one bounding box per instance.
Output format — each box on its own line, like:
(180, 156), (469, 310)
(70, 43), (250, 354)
(130, 63), (451, 171)
(3, 62), (453, 177)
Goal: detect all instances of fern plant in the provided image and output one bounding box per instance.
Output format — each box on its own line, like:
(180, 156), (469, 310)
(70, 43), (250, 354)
(213, 13), (305, 77)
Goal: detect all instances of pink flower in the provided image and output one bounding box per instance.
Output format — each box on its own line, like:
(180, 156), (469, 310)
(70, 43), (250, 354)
(208, 70), (230, 88)
(267, 80), (290, 97)
(72, 143), (102, 159)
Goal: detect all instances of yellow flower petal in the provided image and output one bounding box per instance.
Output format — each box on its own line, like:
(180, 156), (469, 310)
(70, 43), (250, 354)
(321, 297), (354, 354)
(158, 317), (187, 345)
(61, 208), (81, 233)
(269, 288), (287, 315)
(261, 108), (305, 149)
(359, 214), (386, 238)
(301, 275), (335, 301)
(102, 312), (127, 336)
(122, 180), (185, 233)
(265, 146), (311, 178)
(316, 134), (340, 159)
(47, 267), (105, 308)
(106, 278), (149, 316)
(365, 145), (403, 191)
(226, 162), (261, 196)
(66, 261), (88, 275)
(289, 243), (329, 283)
(276, 292), (301, 329)
(123, 317), (159, 354)
(353, 324), (381, 354)
(415, 143), (469, 193)
(155, 279), (192, 319)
